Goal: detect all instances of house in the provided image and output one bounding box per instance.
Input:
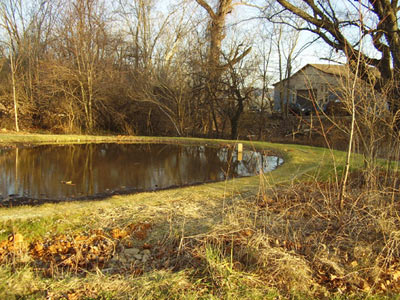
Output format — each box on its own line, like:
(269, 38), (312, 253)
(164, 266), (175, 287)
(273, 64), (356, 113)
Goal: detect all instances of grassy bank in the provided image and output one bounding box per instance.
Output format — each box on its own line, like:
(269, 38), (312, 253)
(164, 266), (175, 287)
(0, 133), (397, 299)
(0, 133), (342, 221)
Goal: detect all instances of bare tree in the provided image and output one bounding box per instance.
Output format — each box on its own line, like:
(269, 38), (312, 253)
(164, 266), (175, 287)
(51, 0), (112, 132)
(252, 25), (274, 139)
(196, 0), (251, 137)
(270, 0), (400, 129)
(275, 23), (304, 118)
(255, 26), (274, 113)
(220, 48), (256, 139)
(0, 0), (27, 131)
(23, 1), (58, 127)
(114, 0), (198, 136)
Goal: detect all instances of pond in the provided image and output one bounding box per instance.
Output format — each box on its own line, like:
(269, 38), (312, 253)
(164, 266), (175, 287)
(0, 143), (283, 206)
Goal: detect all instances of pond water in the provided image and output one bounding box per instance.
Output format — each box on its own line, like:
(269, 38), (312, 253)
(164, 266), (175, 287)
(0, 143), (283, 206)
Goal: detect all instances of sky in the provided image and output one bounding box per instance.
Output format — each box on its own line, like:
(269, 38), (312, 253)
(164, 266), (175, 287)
(222, 1), (334, 84)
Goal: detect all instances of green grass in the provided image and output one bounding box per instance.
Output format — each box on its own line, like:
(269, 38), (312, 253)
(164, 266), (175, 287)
(0, 133), (343, 237)
(0, 132), (387, 299)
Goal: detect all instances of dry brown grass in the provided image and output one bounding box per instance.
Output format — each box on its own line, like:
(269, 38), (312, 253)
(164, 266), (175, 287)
(2, 170), (400, 298)
(174, 170), (400, 298)
(1, 134), (398, 298)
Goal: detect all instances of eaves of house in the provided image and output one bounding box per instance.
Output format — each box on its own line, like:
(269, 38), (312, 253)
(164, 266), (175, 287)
(273, 63), (349, 86)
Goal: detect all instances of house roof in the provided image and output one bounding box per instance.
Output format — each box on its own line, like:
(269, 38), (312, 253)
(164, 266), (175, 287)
(273, 63), (348, 86)
(308, 64), (350, 76)
(273, 63), (379, 86)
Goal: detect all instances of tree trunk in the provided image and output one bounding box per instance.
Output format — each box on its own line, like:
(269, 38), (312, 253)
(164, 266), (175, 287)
(230, 96), (244, 140)
(196, 0), (233, 137)
(10, 52), (19, 132)
(230, 115), (239, 140)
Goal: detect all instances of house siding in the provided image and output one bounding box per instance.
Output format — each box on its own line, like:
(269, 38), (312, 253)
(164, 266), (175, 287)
(273, 65), (349, 111)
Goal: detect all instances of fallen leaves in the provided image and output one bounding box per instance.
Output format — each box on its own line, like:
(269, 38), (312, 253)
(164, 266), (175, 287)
(184, 224), (400, 296)
(29, 232), (115, 273)
(0, 221), (152, 275)
(111, 222), (151, 241)
(128, 222), (152, 240)
(252, 185), (400, 295)
(46, 284), (99, 300)
(111, 228), (129, 240)
(0, 233), (27, 263)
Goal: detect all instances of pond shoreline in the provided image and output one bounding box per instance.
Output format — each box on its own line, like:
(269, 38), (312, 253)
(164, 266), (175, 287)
(0, 132), (282, 152)
(0, 176), (269, 208)
(0, 134), (336, 220)
(0, 134), (285, 207)
(5, 133), (382, 299)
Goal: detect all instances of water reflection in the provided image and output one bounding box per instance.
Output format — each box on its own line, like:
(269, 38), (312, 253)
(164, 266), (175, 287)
(0, 144), (283, 204)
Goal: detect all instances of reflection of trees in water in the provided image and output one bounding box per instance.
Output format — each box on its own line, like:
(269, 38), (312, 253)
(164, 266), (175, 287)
(0, 144), (283, 200)
(231, 151), (284, 177)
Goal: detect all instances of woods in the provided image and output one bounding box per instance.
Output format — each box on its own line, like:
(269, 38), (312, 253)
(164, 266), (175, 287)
(0, 0), (399, 141)
(0, 0), (255, 138)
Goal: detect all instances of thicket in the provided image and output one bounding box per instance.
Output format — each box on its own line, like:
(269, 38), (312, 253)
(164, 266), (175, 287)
(0, 0), (267, 140)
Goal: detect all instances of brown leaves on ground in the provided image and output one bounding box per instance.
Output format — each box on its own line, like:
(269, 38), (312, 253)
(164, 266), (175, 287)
(127, 222), (152, 240)
(0, 222), (152, 275)
(110, 222), (151, 240)
(179, 171), (400, 296)
(0, 233), (28, 263)
(185, 226), (400, 296)
(2, 169), (400, 298)
(251, 174), (400, 295)
(46, 284), (100, 300)
(29, 231), (115, 274)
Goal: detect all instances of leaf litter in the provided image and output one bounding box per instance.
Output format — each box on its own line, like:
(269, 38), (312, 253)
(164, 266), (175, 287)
(1, 171), (400, 298)
(0, 222), (153, 276)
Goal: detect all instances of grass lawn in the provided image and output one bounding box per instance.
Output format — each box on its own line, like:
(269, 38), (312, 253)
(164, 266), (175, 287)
(0, 133), (397, 299)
